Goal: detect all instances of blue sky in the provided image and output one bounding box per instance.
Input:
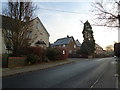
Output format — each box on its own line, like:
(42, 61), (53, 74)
(1, 1), (118, 49)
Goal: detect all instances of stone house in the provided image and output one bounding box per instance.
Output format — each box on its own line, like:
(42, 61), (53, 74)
(1, 15), (50, 54)
(28, 17), (50, 48)
(53, 36), (81, 54)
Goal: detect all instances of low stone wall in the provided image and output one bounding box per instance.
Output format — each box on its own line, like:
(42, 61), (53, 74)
(8, 57), (26, 68)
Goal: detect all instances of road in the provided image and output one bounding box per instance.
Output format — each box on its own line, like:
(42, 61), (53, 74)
(3, 57), (117, 88)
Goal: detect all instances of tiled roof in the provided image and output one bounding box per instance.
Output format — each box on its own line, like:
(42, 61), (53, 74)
(1, 15), (50, 37)
(75, 40), (81, 47)
(53, 37), (73, 46)
(1, 15), (25, 30)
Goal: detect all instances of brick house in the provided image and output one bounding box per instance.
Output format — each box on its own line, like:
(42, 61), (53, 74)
(1, 15), (50, 54)
(75, 39), (81, 50)
(94, 43), (104, 54)
(53, 36), (81, 55)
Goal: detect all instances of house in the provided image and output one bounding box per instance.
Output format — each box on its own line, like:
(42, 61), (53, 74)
(1, 15), (50, 54)
(75, 39), (81, 49)
(27, 17), (50, 48)
(94, 43), (104, 54)
(53, 36), (81, 54)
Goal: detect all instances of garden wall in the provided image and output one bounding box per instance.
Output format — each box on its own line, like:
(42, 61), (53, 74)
(8, 57), (26, 68)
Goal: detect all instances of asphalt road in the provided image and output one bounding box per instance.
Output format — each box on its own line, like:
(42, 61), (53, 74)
(2, 57), (117, 88)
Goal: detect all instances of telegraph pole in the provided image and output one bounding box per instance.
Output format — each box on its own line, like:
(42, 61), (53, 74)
(117, 2), (120, 51)
(118, 1), (120, 27)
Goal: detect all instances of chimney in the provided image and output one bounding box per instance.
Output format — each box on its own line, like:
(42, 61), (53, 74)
(67, 35), (69, 38)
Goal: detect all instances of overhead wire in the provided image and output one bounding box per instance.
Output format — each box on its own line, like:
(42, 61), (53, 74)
(38, 7), (83, 14)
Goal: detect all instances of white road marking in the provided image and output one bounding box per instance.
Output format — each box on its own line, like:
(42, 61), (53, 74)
(89, 67), (107, 89)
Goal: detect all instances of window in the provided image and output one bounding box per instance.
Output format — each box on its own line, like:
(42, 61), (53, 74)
(63, 45), (66, 47)
(63, 50), (65, 54)
(74, 45), (76, 48)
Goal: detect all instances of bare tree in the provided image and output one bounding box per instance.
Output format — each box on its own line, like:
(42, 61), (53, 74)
(105, 45), (114, 51)
(2, 0), (37, 56)
(92, 0), (120, 27)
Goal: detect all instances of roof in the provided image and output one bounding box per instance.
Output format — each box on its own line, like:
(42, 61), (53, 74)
(75, 40), (81, 47)
(95, 43), (103, 49)
(1, 15), (50, 36)
(1, 15), (25, 30)
(35, 40), (46, 45)
(53, 36), (75, 46)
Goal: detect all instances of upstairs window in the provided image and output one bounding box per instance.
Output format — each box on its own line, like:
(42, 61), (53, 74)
(63, 44), (66, 47)
(74, 45), (76, 48)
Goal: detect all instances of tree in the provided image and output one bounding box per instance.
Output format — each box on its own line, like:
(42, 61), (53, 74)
(105, 45), (114, 56)
(80, 21), (95, 56)
(92, 0), (120, 27)
(105, 45), (114, 51)
(2, 1), (37, 56)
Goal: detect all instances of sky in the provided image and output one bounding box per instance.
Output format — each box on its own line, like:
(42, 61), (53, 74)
(34, 1), (118, 49)
(1, 0), (119, 49)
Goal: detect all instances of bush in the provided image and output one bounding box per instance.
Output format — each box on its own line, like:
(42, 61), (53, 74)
(46, 48), (58, 60)
(26, 54), (41, 64)
(46, 47), (68, 60)
(93, 53), (111, 58)
(19, 47), (46, 63)
(2, 53), (9, 68)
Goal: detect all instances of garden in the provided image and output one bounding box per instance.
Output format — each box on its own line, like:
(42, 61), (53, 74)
(2, 47), (68, 68)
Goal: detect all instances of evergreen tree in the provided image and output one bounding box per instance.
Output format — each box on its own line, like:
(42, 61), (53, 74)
(80, 20), (95, 56)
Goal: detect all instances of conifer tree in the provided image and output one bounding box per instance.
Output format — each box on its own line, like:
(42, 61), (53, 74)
(80, 20), (95, 56)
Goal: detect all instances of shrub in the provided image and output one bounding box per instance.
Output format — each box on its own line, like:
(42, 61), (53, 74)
(2, 53), (9, 68)
(46, 48), (58, 60)
(26, 54), (40, 64)
(19, 47), (46, 63)
(46, 47), (68, 60)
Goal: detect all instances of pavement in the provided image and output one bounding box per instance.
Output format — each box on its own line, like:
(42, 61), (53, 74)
(2, 59), (74, 77)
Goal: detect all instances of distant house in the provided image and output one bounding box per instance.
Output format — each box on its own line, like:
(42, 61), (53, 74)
(75, 39), (81, 50)
(94, 43), (104, 54)
(1, 15), (50, 54)
(53, 36), (81, 54)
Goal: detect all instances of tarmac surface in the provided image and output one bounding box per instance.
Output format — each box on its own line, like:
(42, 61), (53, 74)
(2, 57), (117, 88)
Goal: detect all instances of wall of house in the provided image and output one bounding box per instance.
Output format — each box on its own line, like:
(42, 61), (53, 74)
(53, 39), (77, 54)
(30, 18), (49, 47)
(95, 44), (104, 54)
(66, 40), (77, 54)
